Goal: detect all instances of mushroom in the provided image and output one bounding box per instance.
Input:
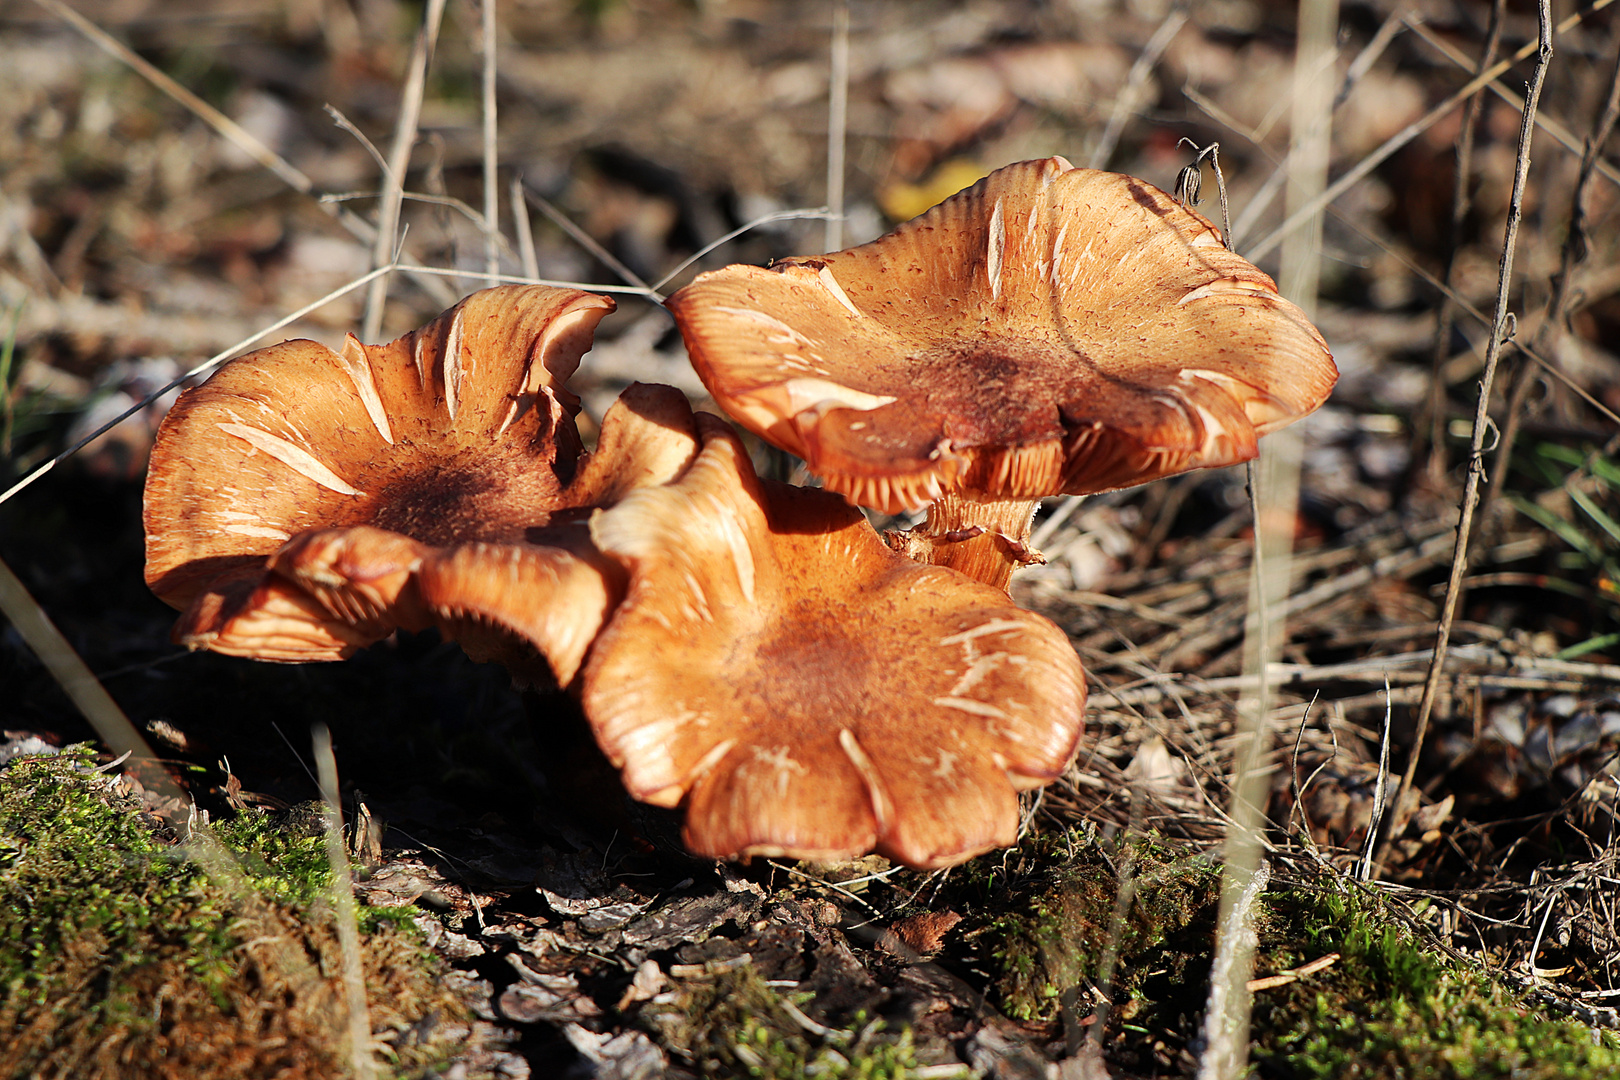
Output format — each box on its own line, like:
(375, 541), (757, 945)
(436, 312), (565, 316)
(144, 284), (700, 686)
(666, 156), (1337, 589)
(580, 414), (1086, 868)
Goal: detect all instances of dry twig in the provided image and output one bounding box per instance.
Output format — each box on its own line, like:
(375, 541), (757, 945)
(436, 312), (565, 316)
(1478, 36), (1620, 540)
(1382, 0), (1556, 867)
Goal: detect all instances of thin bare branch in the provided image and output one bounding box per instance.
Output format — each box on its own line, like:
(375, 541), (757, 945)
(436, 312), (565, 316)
(1383, 0), (1556, 866)
(1479, 34), (1620, 540)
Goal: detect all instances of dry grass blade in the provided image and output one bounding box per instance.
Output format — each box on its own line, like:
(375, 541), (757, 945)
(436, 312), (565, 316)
(520, 184), (655, 297)
(0, 264), (398, 508)
(313, 725), (377, 1080)
(31, 0), (311, 196)
(1406, 16), (1620, 190)
(393, 262), (659, 296)
(1325, 208), (1620, 429)
(650, 208), (834, 293)
(325, 105), (391, 179)
(1247, 951), (1340, 991)
(362, 0), (448, 342)
(1184, 13), (1410, 251)
(511, 174), (540, 280)
(1383, 0), (1556, 866)
(481, 0), (500, 281)
(1200, 3), (1337, 1075)
(824, 0), (850, 253)
(33, 0), (455, 310)
(1084, 780), (1146, 1051)
(1361, 681), (1393, 882)
(1335, 8), (1405, 107)
(0, 553), (162, 782)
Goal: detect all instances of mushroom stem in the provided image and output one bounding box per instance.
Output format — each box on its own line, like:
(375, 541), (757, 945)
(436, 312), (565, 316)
(885, 492), (1044, 592)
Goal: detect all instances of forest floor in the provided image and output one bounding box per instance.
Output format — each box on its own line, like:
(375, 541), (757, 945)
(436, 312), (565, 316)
(3, 0), (1620, 1076)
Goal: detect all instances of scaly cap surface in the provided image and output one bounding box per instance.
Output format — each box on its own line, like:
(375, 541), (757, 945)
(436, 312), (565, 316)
(668, 157), (1336, 513)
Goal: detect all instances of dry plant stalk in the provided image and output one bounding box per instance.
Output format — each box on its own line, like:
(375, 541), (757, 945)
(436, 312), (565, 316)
(314, 726), (378, 1080)
(362, 0), (449, 342)
(481, 0), (500, 281)
(1200, 1), (1335, 1075)
(511, 175), (540, 280)
(1384, 0), (1556, 862)
(0, 554), (155, 772)
(824, 0), (850, 253)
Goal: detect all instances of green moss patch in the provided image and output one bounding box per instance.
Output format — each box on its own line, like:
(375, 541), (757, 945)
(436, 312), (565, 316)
(973, 830), (1222, 1028)
(649, 963), (951, 1079)
(0, 748), (466, 1080)
(966, 829), (1620, 1077)
(1252, 887), (1620, 1079)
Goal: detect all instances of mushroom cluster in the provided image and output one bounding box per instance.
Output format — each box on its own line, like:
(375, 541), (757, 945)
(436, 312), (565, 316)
(143, 159), (1336, 868)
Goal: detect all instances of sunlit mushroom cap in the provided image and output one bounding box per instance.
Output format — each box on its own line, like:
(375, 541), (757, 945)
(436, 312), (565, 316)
(143, 284), (700, 684)
(581, 415), (1086, 868)
(667, 156), (1337, 514)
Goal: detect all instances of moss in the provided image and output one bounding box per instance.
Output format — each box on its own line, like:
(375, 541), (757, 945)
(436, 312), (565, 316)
(649, 964), (954, 1079)
(1252, 886), (1620, 1079)
(211, 803), (333, 908)
(980, 830), (1221, 1024)
(972, 831), (1619, 1077)
(0, 748), (467, 1080)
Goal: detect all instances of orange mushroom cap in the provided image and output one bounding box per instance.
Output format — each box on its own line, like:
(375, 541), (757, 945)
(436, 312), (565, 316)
(667, 156), (1337, 514)
(581, 415), (1086, 868)
(143, 284), (699, 685)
